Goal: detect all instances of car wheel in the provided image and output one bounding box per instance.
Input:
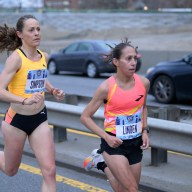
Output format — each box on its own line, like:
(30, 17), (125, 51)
(86, 62), (99, 78)
(152, 75), (175, 104)
(48, 60), (58, 75)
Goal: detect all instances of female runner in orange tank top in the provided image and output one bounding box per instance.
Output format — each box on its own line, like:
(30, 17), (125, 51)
(81, 38), (150, 192)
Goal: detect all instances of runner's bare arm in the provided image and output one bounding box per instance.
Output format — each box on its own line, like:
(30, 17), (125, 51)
(139, 75), (150, 129)
(43, 52), (64, 100)
(139, 75), (150, 149)
(80, 80), (110, 139)
(0, 51), (25, 104)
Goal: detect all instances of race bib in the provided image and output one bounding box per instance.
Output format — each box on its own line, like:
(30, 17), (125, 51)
(115, 109), (142, 140)
(25, 69), (47, 94)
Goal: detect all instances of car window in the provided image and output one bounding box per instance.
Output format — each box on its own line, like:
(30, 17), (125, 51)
(182, 53), (192, 65)
(77, 43), (94, 52)
(64, 43), (78, 53)
(94, 42), (112, 52)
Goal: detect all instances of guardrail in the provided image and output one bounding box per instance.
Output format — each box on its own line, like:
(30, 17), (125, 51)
(45, 100), (192, 167)
(0, 96), (191, 166)
(45, 101), (104, 141)
(46, 94), (192, 124)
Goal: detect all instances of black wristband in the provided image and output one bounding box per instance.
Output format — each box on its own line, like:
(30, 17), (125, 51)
(22, 98), (27, 105)
(142, 127), (150, 133)
(50, 88), (55, 95)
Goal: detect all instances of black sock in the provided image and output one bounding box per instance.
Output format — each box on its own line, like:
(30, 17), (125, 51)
(97, 162), (107, 172)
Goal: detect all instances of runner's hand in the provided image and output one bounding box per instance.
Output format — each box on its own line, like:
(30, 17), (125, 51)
(105, 134), (123, 148)
(23, 92), (44, 105)
(52, 88), (65, 101)
(141, 132), (150, 150)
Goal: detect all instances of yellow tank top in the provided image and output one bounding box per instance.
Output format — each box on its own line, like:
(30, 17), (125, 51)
(8, 49), (48, 98)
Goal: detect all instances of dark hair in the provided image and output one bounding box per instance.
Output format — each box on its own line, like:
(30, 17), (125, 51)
(105, 37), (138, 65)
(0, 15), (37, 53)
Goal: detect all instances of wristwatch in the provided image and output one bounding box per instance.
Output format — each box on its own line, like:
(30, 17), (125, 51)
(142, 127), (150, 133)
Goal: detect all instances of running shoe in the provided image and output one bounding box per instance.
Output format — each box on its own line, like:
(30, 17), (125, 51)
(83, 149), (104, 171)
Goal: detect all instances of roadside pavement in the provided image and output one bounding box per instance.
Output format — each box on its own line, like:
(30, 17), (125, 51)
(0, 126), (192, 192)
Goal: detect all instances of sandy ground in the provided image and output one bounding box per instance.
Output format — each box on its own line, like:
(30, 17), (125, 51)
(39, 24), (192, 52)
(0, 23), (192, 64)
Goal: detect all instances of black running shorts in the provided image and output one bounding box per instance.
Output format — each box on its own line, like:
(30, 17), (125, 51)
(4, 106), (47, 135)
(100, 132), (143, 165)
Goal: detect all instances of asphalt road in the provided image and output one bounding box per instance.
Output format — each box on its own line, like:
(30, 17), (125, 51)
(0, 63), (192, 109)
(0, 148), (113, 192)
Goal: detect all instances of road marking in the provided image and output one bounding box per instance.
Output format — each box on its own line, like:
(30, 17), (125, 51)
(67, 128), (99, 138)
(168, 150), (192, 157)
(20, 163), (108, 192)
(49, 124), (99, 138)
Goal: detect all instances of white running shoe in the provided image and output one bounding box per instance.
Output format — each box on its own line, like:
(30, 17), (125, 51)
(83, 149), (104, 171)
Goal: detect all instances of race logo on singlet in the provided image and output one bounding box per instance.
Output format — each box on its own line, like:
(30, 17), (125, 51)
(25, 69), (47, 94)
(115, 108), (143, 140)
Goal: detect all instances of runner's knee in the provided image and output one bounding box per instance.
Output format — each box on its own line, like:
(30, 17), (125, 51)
(124, 183), (138, 192)
(41, 163), (56, 179)
(5, 167), (18, 177)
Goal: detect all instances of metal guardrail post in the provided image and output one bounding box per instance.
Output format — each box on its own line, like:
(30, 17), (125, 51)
(150, 106), (180, 166)
(53, 126), (67, 143)
(47, 94), (78, 143)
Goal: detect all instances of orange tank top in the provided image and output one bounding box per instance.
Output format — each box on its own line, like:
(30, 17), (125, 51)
(104, 74), (146, 140)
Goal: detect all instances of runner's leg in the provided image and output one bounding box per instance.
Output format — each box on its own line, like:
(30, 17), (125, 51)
(104, 166), (121, 191)
(0, 121), (27, 176)
(103, 151), (138, 192)
(29, 121), (56, 192)
(130, 163), (142, 185)
(84, 149), (124, 191)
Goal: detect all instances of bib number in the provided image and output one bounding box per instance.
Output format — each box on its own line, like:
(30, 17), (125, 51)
(115, 111), (142, 140)
(25, 69), (47, 94)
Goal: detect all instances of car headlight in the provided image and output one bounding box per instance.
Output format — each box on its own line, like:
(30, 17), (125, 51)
(146, 67), (155, 75)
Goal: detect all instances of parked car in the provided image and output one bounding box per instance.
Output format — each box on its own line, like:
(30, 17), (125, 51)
(146, 53), (192, 104)
(48, 40), (142, 78)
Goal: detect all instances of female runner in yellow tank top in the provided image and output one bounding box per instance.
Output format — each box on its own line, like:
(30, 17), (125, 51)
(0, 15), (64, 192)
(81, 38), (150, 192)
